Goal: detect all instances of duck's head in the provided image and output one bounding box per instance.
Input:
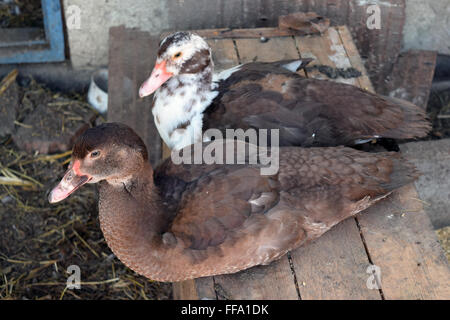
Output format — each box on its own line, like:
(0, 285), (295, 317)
(48, 123), (148, 203)
(139, 31), (212, 97)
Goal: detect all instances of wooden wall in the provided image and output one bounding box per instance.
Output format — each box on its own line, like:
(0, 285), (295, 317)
(166, 0), (406, 91)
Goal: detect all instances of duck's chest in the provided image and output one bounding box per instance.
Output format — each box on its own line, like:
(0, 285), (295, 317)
(152, 80), (217, 150)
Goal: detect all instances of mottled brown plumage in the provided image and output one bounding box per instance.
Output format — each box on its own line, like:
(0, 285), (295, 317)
(205, 62), (431, 147)
(49, 123), (420, 282)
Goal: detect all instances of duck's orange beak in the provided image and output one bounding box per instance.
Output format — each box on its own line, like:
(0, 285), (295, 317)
(48, 160), (91, 203)
(139, 60), (173, 98)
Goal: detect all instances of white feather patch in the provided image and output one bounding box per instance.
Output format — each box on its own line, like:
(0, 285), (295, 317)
(281, 60), (304, 73)
(152, 74), (218, 150)
(213, 65), (242, 83)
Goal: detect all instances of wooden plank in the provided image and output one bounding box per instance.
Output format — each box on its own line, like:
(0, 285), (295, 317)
(213, 256), (299, 300)
(278, 12), (330, 35)
(336, 26), (375, 92)
(295, 28), (359, 87)
(357, 185), (450, 299)
(234, 37), (299, 63)
(195, 277), (217, 300)
(358, 0), (405, 90)
(206, 39), (239, 72)
(172, 279), (199, 300)
(161, 27), (304, 41)
(291, 219), (380, 300)
(381, 50), (437, 110)
(108, 26), (162, 166)
(173, 277), (217, 300)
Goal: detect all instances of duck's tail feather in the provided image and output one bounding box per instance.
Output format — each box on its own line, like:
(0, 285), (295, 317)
(382, 96), (431, 140)
(380, 152), (420, 192)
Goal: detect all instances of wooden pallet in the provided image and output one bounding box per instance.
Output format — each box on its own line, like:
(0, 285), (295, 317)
(108, 26), (450, 300)
(382, 50), (437, 110)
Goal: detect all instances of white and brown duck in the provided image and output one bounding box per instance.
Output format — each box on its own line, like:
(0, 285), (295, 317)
(49, 123), (419, 282)
(139, 31), (430, 151)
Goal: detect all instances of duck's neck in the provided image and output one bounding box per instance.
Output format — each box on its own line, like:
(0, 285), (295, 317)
(97, 163), (172, 279)
(152, 65), (218, 150)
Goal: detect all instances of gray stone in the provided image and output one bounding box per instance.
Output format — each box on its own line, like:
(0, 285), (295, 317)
(400, 139), (450, 229)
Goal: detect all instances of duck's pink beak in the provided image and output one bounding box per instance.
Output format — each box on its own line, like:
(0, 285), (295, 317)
(139, 60), (173, 98)
(48, 160), (92, 203)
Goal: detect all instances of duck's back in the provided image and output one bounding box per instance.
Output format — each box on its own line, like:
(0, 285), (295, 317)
(204, 62), (430, 147)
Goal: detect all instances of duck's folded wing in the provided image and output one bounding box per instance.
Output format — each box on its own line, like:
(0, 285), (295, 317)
(206, 73), (430, 146)
(277, 147), (419, 198)
(286, 79), (431, 141)
(206, 81), (333, 146)
(155, 151), (418, 277)
(165, 167), (280, 250)
(154, 140), (278, 238)
(156, 145), (419, 253)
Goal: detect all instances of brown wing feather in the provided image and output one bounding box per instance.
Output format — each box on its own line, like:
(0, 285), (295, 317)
(155, 142), (418, 256)
(169, 167), (279, 250)
(289, 79), (431, 141)
(205, 65), (430, 146)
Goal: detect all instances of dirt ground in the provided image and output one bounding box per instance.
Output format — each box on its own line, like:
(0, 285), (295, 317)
(0, 72), (449, 300)
(0, 75), (172, 300)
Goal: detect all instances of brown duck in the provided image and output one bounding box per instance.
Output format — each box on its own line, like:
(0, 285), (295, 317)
(49, 123), (419, 282)
(139, 31), (430, 151)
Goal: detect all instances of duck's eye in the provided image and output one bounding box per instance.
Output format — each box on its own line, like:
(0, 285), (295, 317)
(90, 150), (101, 158)
(173, 52), (182, 59)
